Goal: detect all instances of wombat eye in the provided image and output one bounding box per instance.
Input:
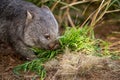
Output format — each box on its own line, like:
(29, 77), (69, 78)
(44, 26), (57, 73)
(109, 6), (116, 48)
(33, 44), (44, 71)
(44, 33), (50, 40)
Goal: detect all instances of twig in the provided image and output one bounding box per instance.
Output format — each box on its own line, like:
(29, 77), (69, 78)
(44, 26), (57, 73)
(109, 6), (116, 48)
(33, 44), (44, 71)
(61, 0), (99, 10)
(61, 1), (90, 10)
(90, 0), (105, 27)
(67, 12), (75, 27)
(51, 0), (60, 11)
(106, 9), (120, 13)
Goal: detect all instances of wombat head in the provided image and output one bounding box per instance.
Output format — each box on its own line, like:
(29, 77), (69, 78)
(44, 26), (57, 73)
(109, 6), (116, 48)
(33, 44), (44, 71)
(24, 6), (59, 50)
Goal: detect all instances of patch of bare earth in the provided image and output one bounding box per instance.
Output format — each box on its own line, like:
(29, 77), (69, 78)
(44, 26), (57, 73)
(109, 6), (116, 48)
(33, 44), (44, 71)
(0, 42), (40, 80)
(45, 50), (120, 80)
(0, 42), (23, 80)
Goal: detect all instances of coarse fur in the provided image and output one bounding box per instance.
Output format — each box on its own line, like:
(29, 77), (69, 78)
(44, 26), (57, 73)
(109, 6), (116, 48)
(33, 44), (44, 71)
(0, 0), (59, 60)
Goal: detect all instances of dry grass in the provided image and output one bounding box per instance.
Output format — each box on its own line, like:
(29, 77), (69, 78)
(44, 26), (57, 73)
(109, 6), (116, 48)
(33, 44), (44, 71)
(44, 48), (120, 80)
(49, 0), (120, 28)
(27, 0), (120, 28)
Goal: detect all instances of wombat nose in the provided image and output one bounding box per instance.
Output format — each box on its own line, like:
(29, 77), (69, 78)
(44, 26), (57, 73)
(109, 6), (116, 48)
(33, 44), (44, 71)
(48, 41), (59, 50)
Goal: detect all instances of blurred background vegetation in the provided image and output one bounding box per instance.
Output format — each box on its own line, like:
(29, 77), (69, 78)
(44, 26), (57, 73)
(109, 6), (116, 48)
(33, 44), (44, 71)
(26, 0), (120, 29)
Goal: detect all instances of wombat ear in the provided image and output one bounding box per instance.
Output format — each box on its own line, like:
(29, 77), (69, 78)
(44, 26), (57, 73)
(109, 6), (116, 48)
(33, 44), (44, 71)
(41, 5), (50, 10)
(26, 11), (33, 25)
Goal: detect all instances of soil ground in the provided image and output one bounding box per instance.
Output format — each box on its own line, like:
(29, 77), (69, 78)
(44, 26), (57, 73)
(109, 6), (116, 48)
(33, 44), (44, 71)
(0, 23), (120, 80)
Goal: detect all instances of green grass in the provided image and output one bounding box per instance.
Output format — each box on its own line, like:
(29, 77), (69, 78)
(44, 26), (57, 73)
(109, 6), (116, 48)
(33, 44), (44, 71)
(14, 47), (62, 80)
(14, 59), (46, 80)
(59, 26), (98, 53)
(13, 26), (118, 80)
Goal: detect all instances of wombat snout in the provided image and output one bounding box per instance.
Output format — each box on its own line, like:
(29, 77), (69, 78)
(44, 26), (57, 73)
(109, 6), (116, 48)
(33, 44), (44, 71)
(48, 41), (59, 50)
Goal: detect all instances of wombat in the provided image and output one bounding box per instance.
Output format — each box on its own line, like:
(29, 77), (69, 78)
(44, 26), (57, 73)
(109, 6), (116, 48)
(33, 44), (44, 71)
(0, 0), (59, 60)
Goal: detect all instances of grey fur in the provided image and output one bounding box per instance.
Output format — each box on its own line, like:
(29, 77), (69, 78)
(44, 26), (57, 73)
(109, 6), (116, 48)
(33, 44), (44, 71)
(0, 0), (59, 60)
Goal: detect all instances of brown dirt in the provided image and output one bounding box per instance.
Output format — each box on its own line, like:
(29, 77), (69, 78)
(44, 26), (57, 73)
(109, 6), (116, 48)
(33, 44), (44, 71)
(0, 42), (24, 80)
(0, 23), (120, 80)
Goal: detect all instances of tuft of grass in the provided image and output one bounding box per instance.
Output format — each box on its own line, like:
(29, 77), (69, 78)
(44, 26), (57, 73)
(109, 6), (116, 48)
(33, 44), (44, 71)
(14, 47), (62, 80)
(13, 26), (114, 80)
(14, 59), (46, 80)
(59, 26), (98, 54)
(31, 47), (62, 59)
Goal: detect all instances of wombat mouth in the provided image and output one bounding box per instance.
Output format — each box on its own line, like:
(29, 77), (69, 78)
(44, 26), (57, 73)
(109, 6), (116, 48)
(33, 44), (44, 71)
(30, 41), (60, 51)
(48, 41), (60, 50)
